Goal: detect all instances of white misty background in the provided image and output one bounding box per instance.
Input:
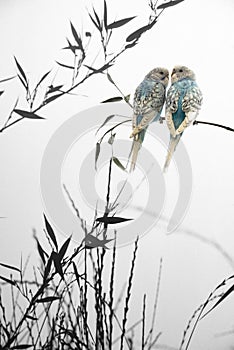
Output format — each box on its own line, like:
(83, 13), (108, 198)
(0, 0), (234, 349)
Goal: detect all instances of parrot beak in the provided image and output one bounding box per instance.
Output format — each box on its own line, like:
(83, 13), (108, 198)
(171, 68), (176, 77)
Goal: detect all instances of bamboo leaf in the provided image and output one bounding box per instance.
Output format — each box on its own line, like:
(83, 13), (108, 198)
(84, 62), (113, 73)
(0, 75), (16, 83)
(34, 236), (48, 265)
(47, 85), (64, 94)
(0, 275), (16, 286)
(95, 142), (101, 170)
(101, 96), (123, 103)
(35, 70), (51, 89)
(52, 251), (64, 279)
(107, 72), (114, 84)
(17, 74), (28, 90)
(56, 61), (74, 70)
(107, 16), (136, 30)
(0, 91), (4, 96)
(43, 93), (63, 105)
(43, 214), (58, 251)
(104, 0), (108, 30)
(14, 56), (27, 85)
(125, 40), (139, 49)
(202, 283), (234, 319)
(157, 0), (185, 9)
(84, 234), (113, 248)
(126, 19), (157, 42)
(108, 133), (116, 145)
(96, 216), (133, 224)
(89, 13), (100, 31)
(43, 254), (53, 282)
(62, 38), (79, 54)
(113, 156), (126, 171)
(70, 21), (82, 48)
(95, 114), (116, 134)
(93, 7), (101, 29)
(36, 296), (60, 303)
(14, 109), (44, 119)
(0, 262), (20, 273)
(73, 262), (80, 285)
(58, 235), (72, 261)
(31, 281), (49, 303)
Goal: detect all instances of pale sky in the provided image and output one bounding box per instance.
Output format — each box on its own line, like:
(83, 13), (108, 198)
(1, 0), (234, 349)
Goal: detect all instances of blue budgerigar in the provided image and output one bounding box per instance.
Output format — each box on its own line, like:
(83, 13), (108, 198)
(163, 66), (203, 172)
(130, 67), (169, 171)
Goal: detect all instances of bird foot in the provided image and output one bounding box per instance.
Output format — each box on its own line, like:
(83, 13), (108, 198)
(159, 117), (165, 124)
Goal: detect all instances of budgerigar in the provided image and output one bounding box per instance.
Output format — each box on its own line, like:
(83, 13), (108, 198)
(163, 66), (202, 172)
(130, 67), (169, 171)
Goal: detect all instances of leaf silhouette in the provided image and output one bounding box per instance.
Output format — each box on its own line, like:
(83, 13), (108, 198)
(0, 262), (20, 273)
(85, 31), (92, 37)
(56, 61), (74, 70)
(14, 56), (27, 85)
(58, 235), (72, 261)
(126, 18), (157, 42)
(73, 262), (81, 284)
(96, 216), (132, 224)
(63, 38), (79, 54)
(108, 133), (116, 145)
(125, 40), (139, 50)
(14, 109), (44, 119)
(93, 7), (102, 29)
(11, 345), (33, 349)
(0, 91), (4, 96)
(95, 114), (116, 134)
(31, 281), (49, 303)
(70, 21), (83, 49)
(107, 16), (136, 30)
(43, 254), (53, 282)
(84, 62), (113, 73)
(43, 93), (63, 105)
(157, 0), (185, 9)
(95, 142), (101, 170)
(34, 236), (48, 265)
(104, 0), (108, 30)
(35, 70), (51, 89)
(36, 296), (60, 303)
(84, 234), (113, 249)
(47, 85), (64, 94)
(52, 251), (64, 279)
(113, 156), (126, 171)
(101, 96), (123, 103)
(17, 74), (28, 90)
(0, 75), (16, 83)
(44, 214), (58, 251)
(0, 275), (16, 286)
(202, 283), (234, 319)
(89, 14), (99, 30)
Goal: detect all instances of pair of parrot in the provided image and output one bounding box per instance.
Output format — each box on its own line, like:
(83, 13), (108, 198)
(130, 66), (203, 172)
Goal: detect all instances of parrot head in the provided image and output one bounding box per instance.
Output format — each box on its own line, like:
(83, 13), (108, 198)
(145, 67), (169, 87)
(171, 65), (196, 83)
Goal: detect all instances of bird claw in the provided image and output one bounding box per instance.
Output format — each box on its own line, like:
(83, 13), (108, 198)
(159, 117), (165, 124)
(130, 127), (140, 138)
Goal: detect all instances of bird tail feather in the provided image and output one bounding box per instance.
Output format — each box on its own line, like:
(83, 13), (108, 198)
(163, 135), (181, 172)
(130, 139), (142, 172)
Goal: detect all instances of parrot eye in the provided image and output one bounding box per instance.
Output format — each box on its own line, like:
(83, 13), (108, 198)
(160, 71), (164, 75)
(179, 69), (183, 72)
